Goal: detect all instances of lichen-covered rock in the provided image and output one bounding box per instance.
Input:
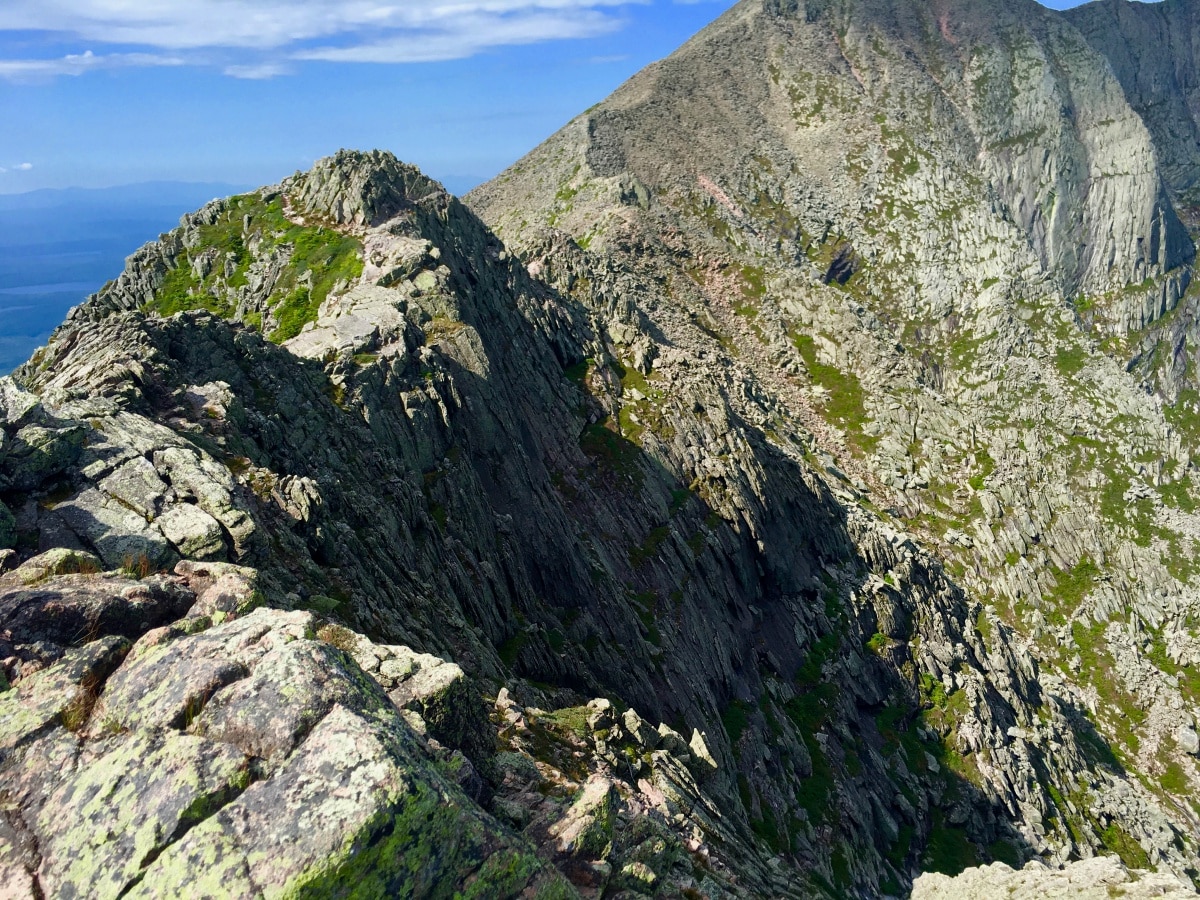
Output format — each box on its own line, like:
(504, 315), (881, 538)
(913, 856), (1198, 899)
(0, 635), (129, 755)
(351, 639), (494, 766)
(194, 634), (389, 763)
(36, 731), (251, 899)
(10, 547), (102, 585)
(550, 776), (619, 859)
(99, 609), (311, 733)
(155, 503), (226, 561)
(290, 148), (445, 228)
(0, 565), (190, 675)
(127, 703), (547, 900)
(3, 423), (87, 492)
(175, 560), (261, 621)
(53, 487), (174, 571)
(0, 587), (566, 899)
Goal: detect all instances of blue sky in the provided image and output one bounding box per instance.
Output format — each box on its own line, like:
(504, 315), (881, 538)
(0, 0), (1103, 195)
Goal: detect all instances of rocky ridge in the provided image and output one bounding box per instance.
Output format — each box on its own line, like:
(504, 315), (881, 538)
(1, 0), (1200, 895)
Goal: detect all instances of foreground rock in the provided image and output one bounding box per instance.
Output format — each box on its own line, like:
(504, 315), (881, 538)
(0, 564), (570, 899)
(0, 560), (773, 898)
(914, 856), (1198, 899)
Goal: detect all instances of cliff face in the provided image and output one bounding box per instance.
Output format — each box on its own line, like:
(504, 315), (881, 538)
(474, 0), (1194, 325)
(2, 0), (1200, 897)
(1066, 0), (1200, 200)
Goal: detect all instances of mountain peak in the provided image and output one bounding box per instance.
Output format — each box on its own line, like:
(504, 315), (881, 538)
(285, 149), (446, 229)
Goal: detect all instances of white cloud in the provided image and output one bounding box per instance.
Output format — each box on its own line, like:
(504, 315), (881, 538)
(15, 163), (33, 170)
(0, 48), (182, 81)
(296, 10), (621, 63)
(223, 62), (291, 80)
(0, 1), (642, 79)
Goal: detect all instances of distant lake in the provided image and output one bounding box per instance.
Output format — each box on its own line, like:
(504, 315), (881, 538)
(0, 183), (248, 375)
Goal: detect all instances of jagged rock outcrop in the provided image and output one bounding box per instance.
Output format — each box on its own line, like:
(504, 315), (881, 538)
(0, 562), (573, 898)
(2, 0), (1200, 895)
(913, 856), (1197, 899)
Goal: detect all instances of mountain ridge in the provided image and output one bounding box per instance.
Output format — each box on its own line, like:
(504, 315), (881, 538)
(0, 0), (1199, 896)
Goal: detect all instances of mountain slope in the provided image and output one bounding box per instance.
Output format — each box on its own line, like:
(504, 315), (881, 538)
(471, 0), (1200, 886)
(1, 0), (1200, 896)
(1, 145), (1072, 895)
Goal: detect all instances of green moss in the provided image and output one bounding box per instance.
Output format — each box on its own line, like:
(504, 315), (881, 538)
(1162, 760), (1190, 794)
(968, 450), (995, 491)
(580, 422), (643, 487)
(794, 738), (833, 824)
(722, 699), (754, 744)
(429, 502), (448, 531)
(1100, 822), (1151, 871)
(831, 846), (852, 886)
(538, 706), (591, 740)
(629, 591), (663, 647)
(1055, 345), (1088, 377)
(796, 633), (839, 686)
(301, 595), (341, 616)
(924, 813), (980, 876)
(751, 803), (785, 854)
(564, 358), (592, 386)
(866, 633), (888, 655)
(792, 334), (877, 453)
(889, 824), (916, 867)
(142, 194), (363, 344)
(289, 778), (549, 899)
(1072, 619), (1145, 754)
(986, 838), (1022, 868)
(975, 609), (993, 643)
(1052, 558), (1099, 610)
(919, 673), (948, 710)
(498, 633), (528, 669)
(153, 263), (213, 317)
(1165, 388), (1200, 447)
(630, 526), (670, 567)
(741, 265), (767, 300)
(1159, 478), (1197, 513)
(1146, 636), (1200, 702)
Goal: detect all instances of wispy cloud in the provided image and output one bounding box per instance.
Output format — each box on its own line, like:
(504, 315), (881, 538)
(295, 10), (621, 64)
(0, 0), (641, 79)
(0, 49), (183, 82)
(223, 62), (292, 80)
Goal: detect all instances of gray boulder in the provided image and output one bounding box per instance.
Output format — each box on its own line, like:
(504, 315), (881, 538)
(0, 601), (565, 899)
(913, 857), (1197, 899)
